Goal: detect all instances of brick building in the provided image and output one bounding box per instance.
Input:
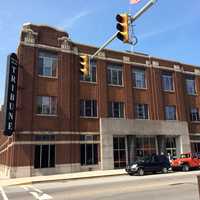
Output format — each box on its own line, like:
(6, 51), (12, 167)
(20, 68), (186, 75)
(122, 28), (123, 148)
(0, 23), (200, 177)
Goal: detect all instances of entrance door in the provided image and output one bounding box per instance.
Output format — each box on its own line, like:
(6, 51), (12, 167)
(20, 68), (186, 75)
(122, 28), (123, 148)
(113, 136), (126, 169)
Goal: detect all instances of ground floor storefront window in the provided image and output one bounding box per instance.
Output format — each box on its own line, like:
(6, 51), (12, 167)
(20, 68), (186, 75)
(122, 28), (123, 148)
(113, 136), (126, 169)
(165, 137), (177, 158)
(80, 135), (98, 165)
(135, 136), (156, 159)
(34, 144), (55, 168)
(191, 143), (200, 153)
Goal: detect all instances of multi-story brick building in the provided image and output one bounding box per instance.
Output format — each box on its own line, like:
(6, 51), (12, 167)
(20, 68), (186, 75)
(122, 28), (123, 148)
(0, 23), (200, 177)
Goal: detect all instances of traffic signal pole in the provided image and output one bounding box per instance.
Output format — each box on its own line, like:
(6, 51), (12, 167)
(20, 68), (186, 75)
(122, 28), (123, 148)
(130, 0), (156, 23)
(91, 32), (118, 59)
(90, 0), (157, 59)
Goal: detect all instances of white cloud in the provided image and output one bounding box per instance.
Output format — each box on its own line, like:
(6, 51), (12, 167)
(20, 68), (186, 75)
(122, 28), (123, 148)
(58, 10), (92, 30)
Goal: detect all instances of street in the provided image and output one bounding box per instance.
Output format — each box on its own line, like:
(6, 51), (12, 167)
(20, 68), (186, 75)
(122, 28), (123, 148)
(0, 171), (199, 200)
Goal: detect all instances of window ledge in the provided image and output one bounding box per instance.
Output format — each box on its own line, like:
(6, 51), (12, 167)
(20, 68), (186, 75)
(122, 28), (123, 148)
(133, 87), (148, 90)
(134, 118), (150, 120)
(36, 114), (57, 117)
(191, 121), (200, 124)
(80, 80), (97, 85)
(38, 75), (58, 79)
(163, 90), (175, 93)
(80, 116), (99, 119)
(187, 94), (198, 96)
(108, 84), (124, 88)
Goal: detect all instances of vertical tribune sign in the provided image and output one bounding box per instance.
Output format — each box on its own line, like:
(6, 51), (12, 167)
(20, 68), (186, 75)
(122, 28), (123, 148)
(3, 53), (19, 136)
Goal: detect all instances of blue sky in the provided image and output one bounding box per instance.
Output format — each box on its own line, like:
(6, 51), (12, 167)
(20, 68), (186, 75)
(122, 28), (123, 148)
(0, 0), (200, 105)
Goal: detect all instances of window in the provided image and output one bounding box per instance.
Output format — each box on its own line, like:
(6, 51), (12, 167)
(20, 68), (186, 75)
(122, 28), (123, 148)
(108, 102), (124, 118)
(165, 137), (177, 158)
(38, 52), (57, 77)
(80, 60), (96, 82)
(37, 96), (57, 115)
(113, 136), (126, 168)
(34, 144), (55, 168)
(162, 72), (173, 91)
(132, 68), (146, 88)
(186, 76), (196, 95)
(135, 104), (149, 119)
(80, 135), (98, 165)
(80, 100), (97, 117)
(107, 64), (123, 86)
(190, 108), (200, 121)
(165, 106), (176, 120)
(135, 136), (156, 159)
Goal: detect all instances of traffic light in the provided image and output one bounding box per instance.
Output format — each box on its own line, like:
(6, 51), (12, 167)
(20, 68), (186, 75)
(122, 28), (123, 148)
(80, 54), (90, 76)
(116, 13), (130, 43)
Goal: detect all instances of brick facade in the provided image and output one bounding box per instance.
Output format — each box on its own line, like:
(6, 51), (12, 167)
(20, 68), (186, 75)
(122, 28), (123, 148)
(0, 23), (200, 177)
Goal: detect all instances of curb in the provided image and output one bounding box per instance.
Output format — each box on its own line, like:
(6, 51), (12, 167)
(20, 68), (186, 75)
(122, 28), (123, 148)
(0, 171), (127, 187)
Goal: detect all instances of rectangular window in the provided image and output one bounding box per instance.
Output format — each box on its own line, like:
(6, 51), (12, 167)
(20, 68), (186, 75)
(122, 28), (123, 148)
(186, 76), (196, 95)
(113, 136), (126, 169)
(107, 64), (123, 86)
(37, 96), (57, 115)
(135, 136), (156, 159)
(135, 104), (149, 119)
(190, 108), (200, 121)
(38, 52), (57, 77)
(165, 105), (176, 120)
(80, 100), (97, 117)
(165, 137), (177, 158)
(108, 102), (124, 118)
(80, 60), (96, 82)
(34, 144), (55, 168)
(80, 135), (98, 165)
(132, 68), (146, 89)
(162, 72), (173, 91)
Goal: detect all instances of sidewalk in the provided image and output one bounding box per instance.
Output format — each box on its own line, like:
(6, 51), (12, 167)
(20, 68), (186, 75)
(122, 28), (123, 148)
(0, 169), (126, 187)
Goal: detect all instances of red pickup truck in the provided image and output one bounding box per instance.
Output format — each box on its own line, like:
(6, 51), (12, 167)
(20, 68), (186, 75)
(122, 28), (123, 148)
(171, 152), (200, 171)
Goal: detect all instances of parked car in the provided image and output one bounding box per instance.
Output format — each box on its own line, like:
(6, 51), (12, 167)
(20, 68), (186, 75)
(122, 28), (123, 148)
(171, 152), (200, 171)
(125, 154), (171, 176)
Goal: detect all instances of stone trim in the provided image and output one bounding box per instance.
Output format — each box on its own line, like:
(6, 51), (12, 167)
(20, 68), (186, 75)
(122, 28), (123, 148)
(20, 42), (200, 76)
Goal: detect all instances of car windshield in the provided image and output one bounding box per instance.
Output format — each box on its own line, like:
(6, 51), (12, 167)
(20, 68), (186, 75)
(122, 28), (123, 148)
(180, 154), (190, 158)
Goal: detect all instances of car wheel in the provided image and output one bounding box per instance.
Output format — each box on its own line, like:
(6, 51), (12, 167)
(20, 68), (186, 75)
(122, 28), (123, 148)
(162, 167), (168, 174)
(182, 164), (189, 172)
(128, 172), (134, 176)
(138, 168), (144, 176)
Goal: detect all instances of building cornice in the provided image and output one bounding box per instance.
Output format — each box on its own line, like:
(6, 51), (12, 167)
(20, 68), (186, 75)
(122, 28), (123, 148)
(19, 42), (200, 76)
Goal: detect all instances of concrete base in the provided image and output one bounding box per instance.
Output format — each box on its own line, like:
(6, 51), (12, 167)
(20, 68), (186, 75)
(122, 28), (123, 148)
(0, 163), (101, 178)
(100, 119), (191, 170)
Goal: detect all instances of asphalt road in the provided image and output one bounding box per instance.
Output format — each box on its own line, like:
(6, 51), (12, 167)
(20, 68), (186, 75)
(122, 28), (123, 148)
(0, 171), (199, 200)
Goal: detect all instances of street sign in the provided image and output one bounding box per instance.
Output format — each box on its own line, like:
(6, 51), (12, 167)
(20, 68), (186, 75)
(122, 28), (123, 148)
(3, 53), (19, 136)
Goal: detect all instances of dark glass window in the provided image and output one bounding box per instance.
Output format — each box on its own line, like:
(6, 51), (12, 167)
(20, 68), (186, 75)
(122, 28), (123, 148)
(190, 108), (200, 121)
(162, 72), (173, 91)
(135, 104), (149, 119)
(80, 100), (97, 117)
(38, 52), (57, 77)
(132, 68), (146, 88)
(165, 106), (176, 120)
(34, 145), (55, 169)
(36, 96), (57, 115)
(113, 136), (126, 169)
(186, 76), (196, 95)
(80, 135), (98, 165)
(107, 64), (123, 85)
(108, 102), (124, 118)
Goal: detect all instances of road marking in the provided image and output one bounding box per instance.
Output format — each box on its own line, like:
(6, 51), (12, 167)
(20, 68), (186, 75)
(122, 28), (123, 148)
(0, 187), (8, 200)
(21, 185), (53, 200)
